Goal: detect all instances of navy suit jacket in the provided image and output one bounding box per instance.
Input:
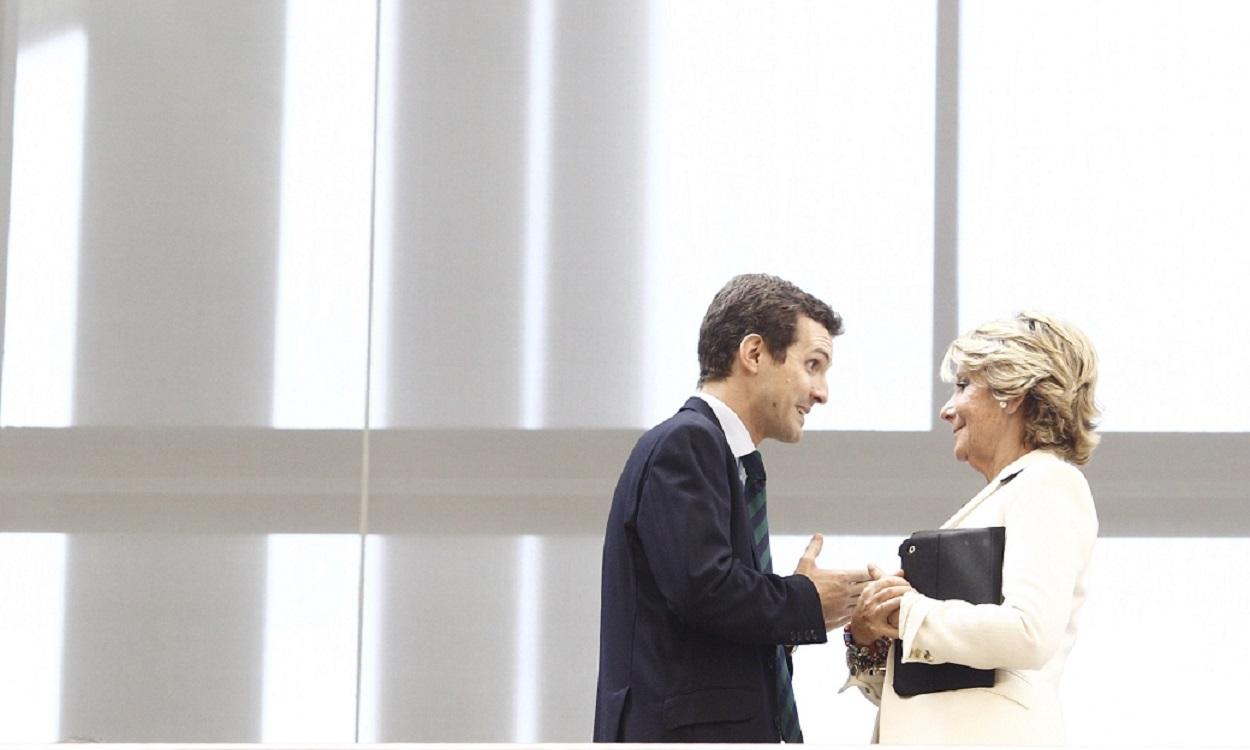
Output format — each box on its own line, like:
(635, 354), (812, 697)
(594, 397), (826, 742)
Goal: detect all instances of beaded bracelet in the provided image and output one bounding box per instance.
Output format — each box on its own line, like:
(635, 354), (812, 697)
(843, 626), (892, 676)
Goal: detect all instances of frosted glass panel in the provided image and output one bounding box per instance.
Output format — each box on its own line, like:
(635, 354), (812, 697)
(358, 533), (604, 742)
(0, 4), (366, 742)
(370, 0), (532, 429)
(374, 1), (934, 430)
(0, 0), (375, 428)
(645, 1), (937, 430)
(271, 0), (376, 429)
(1, 28), (85, 427)
(69, 0), (287, 427)
(0, 533), (66, 742)
(1063, 537), (1250, 746)
(261, 534), (361, 742)
(959, 0), (1250, 431)
(57, 533), (267, 741)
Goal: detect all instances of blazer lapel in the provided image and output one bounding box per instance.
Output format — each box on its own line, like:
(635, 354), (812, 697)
(941, 479), (1006, 529)
(940, 450), (1042, 529)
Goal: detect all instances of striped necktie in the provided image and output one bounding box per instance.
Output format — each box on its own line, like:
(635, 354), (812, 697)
(741, 450), (803, 743)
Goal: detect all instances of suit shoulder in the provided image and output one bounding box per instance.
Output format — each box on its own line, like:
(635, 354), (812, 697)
(624, 409), (730, 481)
(640, 406), (723, 449)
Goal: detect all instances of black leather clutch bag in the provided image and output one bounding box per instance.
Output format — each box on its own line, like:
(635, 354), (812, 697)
(892, 526), (1006, 697)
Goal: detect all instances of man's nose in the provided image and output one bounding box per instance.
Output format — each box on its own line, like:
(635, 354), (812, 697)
(811, 377), (828, 405)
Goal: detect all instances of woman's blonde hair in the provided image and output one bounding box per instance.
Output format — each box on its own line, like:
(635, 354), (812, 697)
(941, 311), (1101, 465)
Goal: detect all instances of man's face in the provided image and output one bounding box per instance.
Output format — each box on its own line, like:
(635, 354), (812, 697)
(750, 315), (833, 444)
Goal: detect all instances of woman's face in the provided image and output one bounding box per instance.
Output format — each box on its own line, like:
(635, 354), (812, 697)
(939, 369), (1014, 477)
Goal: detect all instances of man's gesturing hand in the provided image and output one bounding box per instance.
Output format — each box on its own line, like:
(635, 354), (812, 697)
(793, 533), (871, 631)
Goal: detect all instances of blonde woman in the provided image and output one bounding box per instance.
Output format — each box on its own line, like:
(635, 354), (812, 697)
(844, 312), (1100, 745)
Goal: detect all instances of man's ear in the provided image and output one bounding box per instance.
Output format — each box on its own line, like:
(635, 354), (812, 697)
(737, 333), (766, 375)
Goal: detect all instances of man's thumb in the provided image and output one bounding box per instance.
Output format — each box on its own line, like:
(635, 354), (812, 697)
(802, 533), (824, 562)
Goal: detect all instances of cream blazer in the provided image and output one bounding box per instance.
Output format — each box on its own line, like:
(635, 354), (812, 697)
(844, 449), (1098, 745)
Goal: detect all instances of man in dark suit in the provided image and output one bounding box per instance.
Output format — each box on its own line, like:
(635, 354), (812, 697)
(594, 274), (868, 743)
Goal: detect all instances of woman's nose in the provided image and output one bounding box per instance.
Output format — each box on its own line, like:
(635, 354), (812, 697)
(939, 397), (955, 422)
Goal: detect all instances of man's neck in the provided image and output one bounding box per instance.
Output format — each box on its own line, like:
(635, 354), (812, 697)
(699, 380), (760, 445)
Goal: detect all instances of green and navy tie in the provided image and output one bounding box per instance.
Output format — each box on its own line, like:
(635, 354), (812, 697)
(742, 450), (803, 743)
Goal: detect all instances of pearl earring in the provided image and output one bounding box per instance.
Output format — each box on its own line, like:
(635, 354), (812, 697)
(998, 400), (1007, 409)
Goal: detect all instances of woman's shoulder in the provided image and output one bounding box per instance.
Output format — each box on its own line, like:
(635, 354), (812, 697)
(1011, 450), (1097, 516)
(1018, 449), (1088, 484)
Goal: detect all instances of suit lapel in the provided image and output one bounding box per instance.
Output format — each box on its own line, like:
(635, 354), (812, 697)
(681, 397), (759, 570)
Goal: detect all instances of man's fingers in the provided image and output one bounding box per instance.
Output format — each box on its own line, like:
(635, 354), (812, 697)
(872, 577), (910, 591)
(871, 584), (912, 602)
(841, 567), (872, 585)
(830, 611), (855, 630)
(801, 533), (824, 561)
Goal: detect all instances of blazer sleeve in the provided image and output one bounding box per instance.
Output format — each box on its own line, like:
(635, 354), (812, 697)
(897, 462), (1098, 670)
(634, 421), (825, 646)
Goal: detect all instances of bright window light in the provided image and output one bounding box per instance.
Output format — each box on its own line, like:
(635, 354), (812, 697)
(271, 0), (377, 428)
(1063, 537), (1249, 746)
(520, 0), (555, 430)
(512, 534), (543, 741)
(367, 1), (400, 429)
(355, 535), (386, 742)
(1, 30), (87, 427)
(959, 0), (1250, 431)
(262, 534), (361, 742)
(0, 533), (67, 742)
(645, 2), (936, 430)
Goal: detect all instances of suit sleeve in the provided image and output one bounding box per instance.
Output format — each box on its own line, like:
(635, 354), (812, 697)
(633, 422), (826, 646)
(897, 463), (1097, 670)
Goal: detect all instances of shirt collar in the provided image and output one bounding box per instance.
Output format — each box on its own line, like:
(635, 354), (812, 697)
(694, 391), (756, 459)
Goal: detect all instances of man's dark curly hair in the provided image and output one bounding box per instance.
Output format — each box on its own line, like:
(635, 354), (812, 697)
(697, 274), (843, 386)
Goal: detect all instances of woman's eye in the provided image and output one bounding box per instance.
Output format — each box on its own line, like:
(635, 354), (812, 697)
(955, 380), (969, 391)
